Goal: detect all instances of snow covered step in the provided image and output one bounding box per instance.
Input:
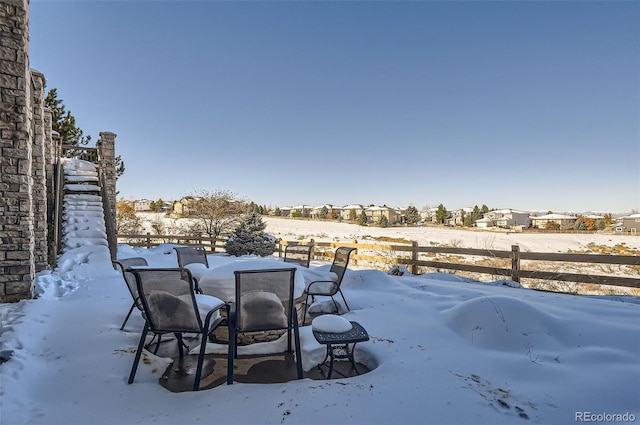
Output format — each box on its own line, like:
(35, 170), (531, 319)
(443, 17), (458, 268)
(64, 206), (104, 213)
(65, 174), (99, 183)
(63, 210), (105, 219)
(63, 237), (108, 250)
(64, 183), (101, 193)
(63, 158), (97, 173)
(64, 194), (102, 203)
(64, 229), (108, 240)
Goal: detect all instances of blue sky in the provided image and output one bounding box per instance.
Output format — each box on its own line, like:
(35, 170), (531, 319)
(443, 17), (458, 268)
(29, 1), (639, 213)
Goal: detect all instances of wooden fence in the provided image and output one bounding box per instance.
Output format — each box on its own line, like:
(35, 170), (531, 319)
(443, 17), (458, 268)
(116, 233), (640, 290)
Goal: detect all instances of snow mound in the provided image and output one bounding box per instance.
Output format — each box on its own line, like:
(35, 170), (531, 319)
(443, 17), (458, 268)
(442, 295), (565, 352)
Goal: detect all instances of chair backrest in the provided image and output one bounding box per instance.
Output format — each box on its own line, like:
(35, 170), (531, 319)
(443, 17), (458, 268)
(233, 268), (297, 333)
(174, 245), (209, 268)
(330, 247), (356, 286)
(113, 257), (149, 310)
(132, 268), (202, 333)
(283, 244), (313, 268)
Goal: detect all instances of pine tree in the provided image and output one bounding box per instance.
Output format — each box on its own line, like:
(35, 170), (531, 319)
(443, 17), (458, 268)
(319, 206), (328, 219)
(405, 205), (420, 225)
(44, 88), (88, 146)
(358, 211), (368, 226)
(436, 204), (448, 224)
(224, 212), (277, 257)
(44, 87), (125, 177)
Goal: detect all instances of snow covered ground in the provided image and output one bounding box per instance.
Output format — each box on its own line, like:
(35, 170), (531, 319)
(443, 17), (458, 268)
(262, 217), (640, 254)
(1, 214), (639, 425)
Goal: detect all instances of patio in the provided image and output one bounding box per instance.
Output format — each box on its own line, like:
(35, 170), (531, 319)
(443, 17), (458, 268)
(154, 332), (371, 392)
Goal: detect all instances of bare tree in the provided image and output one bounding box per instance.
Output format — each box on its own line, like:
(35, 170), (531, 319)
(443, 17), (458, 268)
(116, 199), (142, 234)
(186, 189), (247, 248)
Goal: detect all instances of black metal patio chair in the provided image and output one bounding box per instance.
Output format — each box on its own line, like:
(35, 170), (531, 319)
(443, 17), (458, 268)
(127, 267), (228, 391)
(302, 247), (356, 325)
(173, 246), (210, 290)
(174, 245), (209, 268)
(283, 244), (313, 268)
(113, 257), (148, 331)
(227, 268), (303, 384)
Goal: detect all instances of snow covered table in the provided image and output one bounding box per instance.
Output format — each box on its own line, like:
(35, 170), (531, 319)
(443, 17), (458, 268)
(195, 258), (337, 304)
(312, 317), (369, 379)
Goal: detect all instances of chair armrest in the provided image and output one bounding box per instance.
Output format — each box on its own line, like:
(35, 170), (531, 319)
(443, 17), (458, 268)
(202, 302), (229, 330)
(305, 280), (339, 295)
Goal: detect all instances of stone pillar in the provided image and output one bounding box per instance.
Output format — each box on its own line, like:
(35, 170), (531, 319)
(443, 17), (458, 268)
(44, 107), (56, 264)
(0, 0), (36, 302)
(31, 69), (47, 272)
(97, 131), (117, 220)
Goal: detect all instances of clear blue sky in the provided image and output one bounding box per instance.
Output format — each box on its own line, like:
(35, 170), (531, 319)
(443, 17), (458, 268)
(29, 0), (639, 213)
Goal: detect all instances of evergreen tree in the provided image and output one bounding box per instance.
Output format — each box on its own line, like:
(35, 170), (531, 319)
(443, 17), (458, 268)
(319, 206), (328, 219)
(377, 215), (389, 228)
(358, 211), (368, 226)
(44, 88), (88, 146)
(274, 207), (282, 216)
(349, 209), (357, 221)
(436, 204), (448, 224)
(224, 212), (277, 257)
(404, 205), (420, 225)
(44, 87), (126, 177)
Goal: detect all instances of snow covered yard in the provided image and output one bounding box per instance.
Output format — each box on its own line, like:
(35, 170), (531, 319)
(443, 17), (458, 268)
(1, 235), (639, 424)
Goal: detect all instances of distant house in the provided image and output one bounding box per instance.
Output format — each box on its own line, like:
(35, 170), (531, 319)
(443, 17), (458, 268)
(365, 205), (401, 225)
(448, 207), (473, 226)
(311, 204), (339, 219)
(134, 199), (152, 212)
(172, 196), (199, 216)
(530, 213), (577, 230)
(621, 213), (640, 235)
(420, 207), (439, 223)
(340, 204), (365, 221)
(281, 205), (313, 218)
(477, 209), (531, 229)
(475, 217), (494, 229)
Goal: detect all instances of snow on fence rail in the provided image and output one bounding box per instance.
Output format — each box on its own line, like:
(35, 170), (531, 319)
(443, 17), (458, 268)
(117, 233), (640, 291)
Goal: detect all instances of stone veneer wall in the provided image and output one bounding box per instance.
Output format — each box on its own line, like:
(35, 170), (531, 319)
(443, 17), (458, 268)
(1, 0), (36, 302)
(97, 131), (117, 223)
(1, 1), (117, 302)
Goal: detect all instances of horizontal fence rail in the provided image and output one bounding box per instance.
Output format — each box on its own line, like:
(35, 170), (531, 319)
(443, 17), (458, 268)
(117, 234), (640, 291)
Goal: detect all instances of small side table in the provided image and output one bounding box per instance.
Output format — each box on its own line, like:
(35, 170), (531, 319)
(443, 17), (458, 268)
(312, 321), (369, 379)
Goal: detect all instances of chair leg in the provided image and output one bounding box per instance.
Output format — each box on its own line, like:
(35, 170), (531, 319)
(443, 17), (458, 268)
(153, 334), (163, 354)
(193, 331), (209, 391)
(293, 313), (303, 380)
(339, 289), (350, 312)
(227, 327), (236, 385)
(120, 303), (135, 331)
(176, 333), (186, 357)
(303, 294), (315, 325)
(330, 297), (341, 314)
(128, 324), (149, 384)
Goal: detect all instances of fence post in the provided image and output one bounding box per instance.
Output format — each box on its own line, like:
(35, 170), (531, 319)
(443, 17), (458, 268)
(352, 239), (358, 266)
(511, 245), (520, 283)
(411, 241), (418, 275)
(146, 232), (151, 249)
